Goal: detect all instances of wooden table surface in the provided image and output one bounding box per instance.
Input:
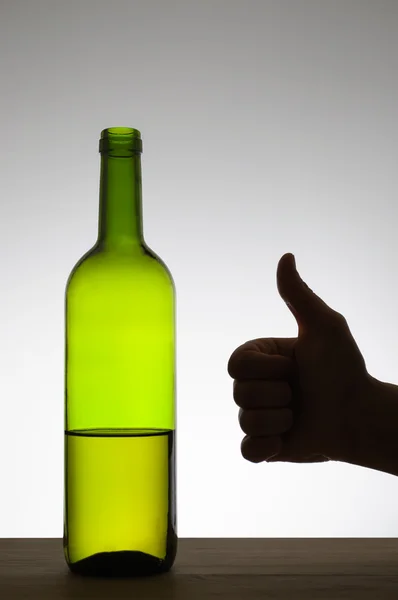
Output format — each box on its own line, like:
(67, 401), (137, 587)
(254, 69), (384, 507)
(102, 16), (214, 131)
(1, 538), (397, 599)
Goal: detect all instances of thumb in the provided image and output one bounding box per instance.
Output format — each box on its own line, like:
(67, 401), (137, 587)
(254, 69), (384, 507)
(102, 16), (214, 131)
(277, 253), (335, 332)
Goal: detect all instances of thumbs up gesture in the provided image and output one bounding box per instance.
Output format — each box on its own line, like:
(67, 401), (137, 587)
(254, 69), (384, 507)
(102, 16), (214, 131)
(227, 253), (371, 465)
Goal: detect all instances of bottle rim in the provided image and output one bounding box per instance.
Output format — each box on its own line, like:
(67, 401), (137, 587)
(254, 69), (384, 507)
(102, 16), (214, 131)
(99, 127), (142, 155)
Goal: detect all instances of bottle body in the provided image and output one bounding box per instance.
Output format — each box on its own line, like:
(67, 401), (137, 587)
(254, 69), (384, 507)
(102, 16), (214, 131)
(64, 129), (177, 576)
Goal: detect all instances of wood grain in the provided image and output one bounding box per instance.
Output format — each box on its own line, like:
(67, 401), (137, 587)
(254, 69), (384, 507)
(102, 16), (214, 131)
(0, 538), (397, 599)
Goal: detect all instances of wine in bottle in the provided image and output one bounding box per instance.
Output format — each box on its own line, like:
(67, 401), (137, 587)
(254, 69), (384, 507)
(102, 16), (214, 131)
(64, 127), (177, 577)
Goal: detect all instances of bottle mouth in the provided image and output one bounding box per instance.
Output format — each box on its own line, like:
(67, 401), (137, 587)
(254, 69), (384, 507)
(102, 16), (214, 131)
(99, 127), (142, 155)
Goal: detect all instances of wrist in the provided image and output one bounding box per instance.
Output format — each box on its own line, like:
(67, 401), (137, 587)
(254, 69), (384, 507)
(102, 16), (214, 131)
(341, 374), (398, 476)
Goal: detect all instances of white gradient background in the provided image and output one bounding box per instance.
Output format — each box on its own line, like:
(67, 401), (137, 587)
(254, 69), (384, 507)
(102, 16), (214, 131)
(1, 0), (398, 538)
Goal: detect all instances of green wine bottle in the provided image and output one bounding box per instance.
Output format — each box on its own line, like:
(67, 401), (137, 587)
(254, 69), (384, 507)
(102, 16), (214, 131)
(64, 127), (177, 577)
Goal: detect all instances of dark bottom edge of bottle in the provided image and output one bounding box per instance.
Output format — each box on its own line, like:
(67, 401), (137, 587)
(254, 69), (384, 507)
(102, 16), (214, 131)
(67, 550), (175, 578)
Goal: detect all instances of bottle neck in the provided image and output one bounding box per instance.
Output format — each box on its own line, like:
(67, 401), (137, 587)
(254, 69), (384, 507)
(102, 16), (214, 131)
(97, 153), (143, 250)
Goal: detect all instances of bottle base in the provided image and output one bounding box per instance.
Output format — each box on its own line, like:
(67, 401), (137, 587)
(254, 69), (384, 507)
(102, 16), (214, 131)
(67, 550), (174, 578)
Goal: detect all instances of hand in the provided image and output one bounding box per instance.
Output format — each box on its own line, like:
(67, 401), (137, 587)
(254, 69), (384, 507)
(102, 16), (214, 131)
(227, 253), (371, 464)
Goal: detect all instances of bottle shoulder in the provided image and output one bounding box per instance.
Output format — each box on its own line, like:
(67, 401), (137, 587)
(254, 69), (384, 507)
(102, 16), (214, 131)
(142, 242), (175, 288)
(66, 243), (175, 295)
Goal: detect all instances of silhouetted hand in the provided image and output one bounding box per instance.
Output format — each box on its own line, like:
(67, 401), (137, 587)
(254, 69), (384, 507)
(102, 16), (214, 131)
(227, 253), (371, 465)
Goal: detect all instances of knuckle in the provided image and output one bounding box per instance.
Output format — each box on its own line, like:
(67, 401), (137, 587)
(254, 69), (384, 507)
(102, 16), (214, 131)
(234, 380), (293, 410)
(334, 311), (347, 325)
(227, 349), (244, 378)
(325, 310), (348, 331)
(241, 437), (248, 457)
(227, 353), (237, 378)
(232, 380), (243, 406)
(241, 436), (254, 461)
(239, 408), (255, 435)
(234, 380), (260, 408)
(238, 408), (248, 432)
(227, 340), (258, 378)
